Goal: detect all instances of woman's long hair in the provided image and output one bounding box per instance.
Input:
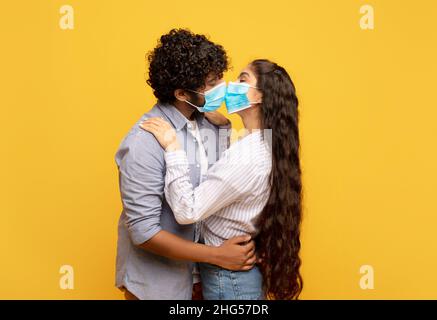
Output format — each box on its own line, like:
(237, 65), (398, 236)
(252, 59), (303, 300)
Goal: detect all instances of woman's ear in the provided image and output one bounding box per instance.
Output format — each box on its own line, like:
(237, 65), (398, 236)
(254, 90), (263, 104)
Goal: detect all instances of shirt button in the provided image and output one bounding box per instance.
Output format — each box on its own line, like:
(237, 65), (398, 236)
(196, 164), (200, 168)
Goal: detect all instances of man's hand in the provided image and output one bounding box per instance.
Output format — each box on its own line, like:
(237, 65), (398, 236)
(211, 235), (256, 271)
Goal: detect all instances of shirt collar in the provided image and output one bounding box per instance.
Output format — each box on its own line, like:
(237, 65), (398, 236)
(157, 102), (206, 131)
(193, 109), (207, 127)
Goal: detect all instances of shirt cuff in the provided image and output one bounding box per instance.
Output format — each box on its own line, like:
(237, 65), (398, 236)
(219, 121), (232, 130)
(165, 150), (189, 167)
(128, 222), (162, 246)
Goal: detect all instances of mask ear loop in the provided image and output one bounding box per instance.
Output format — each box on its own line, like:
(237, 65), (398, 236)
(176, 95), (205, 112)
(184, 89), (205, 111)
(186, 89), (205, 96)
(248, 84), (261, 105)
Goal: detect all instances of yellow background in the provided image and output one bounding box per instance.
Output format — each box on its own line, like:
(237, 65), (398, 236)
(1, 0), (436, 299)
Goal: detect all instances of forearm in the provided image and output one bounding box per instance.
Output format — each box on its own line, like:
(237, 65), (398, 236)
(164, 151), (203, 224)
(138, 230), (220, 264)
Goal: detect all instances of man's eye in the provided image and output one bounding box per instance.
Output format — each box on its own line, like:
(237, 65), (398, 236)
(239, 78), (246, 83)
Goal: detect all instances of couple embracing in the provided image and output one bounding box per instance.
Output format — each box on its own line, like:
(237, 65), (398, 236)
(115, 29), (303, 300)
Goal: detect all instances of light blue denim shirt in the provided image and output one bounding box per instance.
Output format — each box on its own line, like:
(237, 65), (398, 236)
(115, 102), (229, 300)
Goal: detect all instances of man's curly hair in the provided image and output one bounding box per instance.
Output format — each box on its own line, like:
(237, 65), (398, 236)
(146, 29), (229, 103)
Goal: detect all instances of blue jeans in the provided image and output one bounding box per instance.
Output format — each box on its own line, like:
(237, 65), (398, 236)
(199, 263), (265, 300)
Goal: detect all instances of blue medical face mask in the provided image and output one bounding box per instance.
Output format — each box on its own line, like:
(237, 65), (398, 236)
(185, 81), (226, 113)
(224, 81), (261, 114)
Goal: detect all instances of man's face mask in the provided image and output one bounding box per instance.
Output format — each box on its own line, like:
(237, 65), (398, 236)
(185, 81), (227, 113)
(224, 81), (261, 114)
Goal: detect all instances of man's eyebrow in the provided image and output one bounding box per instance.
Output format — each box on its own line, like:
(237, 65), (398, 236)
(207, 76), (219, 84)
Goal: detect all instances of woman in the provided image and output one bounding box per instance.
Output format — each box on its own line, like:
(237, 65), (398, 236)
(141, 59), (303, 300)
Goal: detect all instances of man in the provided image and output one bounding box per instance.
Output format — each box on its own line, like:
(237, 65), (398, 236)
(115, 29), (256, 300)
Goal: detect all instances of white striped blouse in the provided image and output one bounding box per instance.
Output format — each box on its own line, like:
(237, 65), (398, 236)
(164, 130), (272, 247)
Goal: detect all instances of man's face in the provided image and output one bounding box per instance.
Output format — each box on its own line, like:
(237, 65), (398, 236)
(203, 73), (222, 91)
(187, 73), (224, 107)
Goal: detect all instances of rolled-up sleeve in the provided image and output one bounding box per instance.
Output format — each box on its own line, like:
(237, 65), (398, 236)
(117, 131), (165, 245)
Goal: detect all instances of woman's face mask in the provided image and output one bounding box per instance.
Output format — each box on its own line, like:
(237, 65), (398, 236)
(185, 81), (227, 113)
(224, 81), (261, 114)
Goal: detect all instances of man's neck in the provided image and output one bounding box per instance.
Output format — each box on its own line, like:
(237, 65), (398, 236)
(173, 100), (196, 120)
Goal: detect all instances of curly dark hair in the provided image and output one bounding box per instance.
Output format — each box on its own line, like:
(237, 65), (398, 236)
(146, 29), (229, 103)
(252, 59), (303, 300)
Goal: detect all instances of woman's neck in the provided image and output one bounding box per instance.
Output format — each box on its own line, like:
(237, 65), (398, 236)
(241, 110), (262, 133)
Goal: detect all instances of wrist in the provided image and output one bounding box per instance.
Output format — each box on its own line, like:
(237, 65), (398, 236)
(220, 119), (232, 128)
(165, 141), (181, 152)
(205, 246), (221, 265)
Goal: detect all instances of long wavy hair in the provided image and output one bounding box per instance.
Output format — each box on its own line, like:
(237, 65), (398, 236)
(252, 59), (303, 300)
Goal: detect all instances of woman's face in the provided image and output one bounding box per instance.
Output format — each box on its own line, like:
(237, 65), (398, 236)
(235, 65), (263, 107)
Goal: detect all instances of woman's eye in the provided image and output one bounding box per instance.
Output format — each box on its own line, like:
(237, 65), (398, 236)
(239, 79), (246, 83)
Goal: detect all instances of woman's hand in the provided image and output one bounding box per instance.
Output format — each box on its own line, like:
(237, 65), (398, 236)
(140, 117), (181, 152)
(204, 111), (231, 127)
